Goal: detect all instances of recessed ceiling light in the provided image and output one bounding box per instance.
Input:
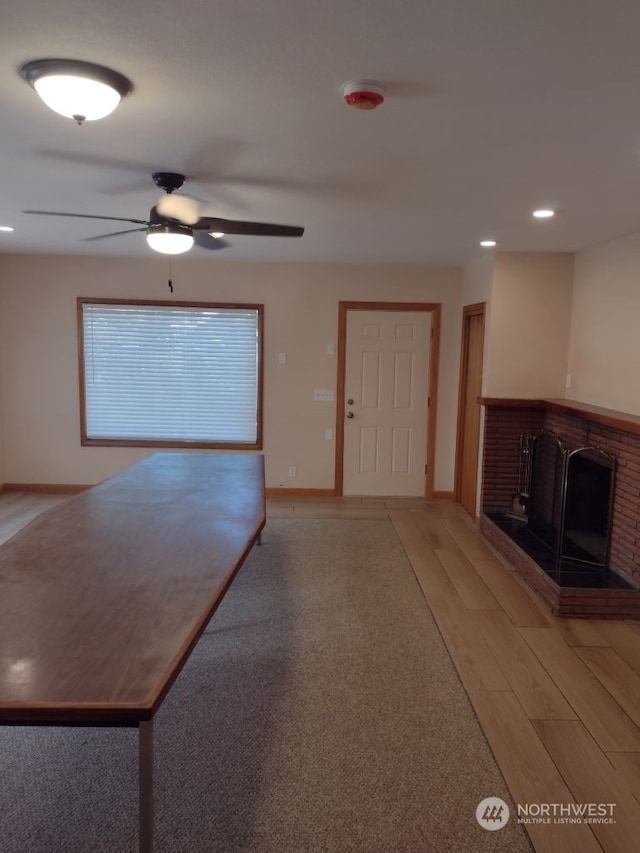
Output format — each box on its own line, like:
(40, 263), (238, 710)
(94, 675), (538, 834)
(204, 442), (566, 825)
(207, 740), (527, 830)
(19, 58), (133, 124)
(0, 225), (15, 232)
(533, 209), (555, 219)
(480, 240), (496, 248)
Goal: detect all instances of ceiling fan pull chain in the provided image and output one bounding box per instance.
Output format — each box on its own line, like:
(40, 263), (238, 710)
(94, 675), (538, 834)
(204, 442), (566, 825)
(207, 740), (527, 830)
(168, 259), (173, 293)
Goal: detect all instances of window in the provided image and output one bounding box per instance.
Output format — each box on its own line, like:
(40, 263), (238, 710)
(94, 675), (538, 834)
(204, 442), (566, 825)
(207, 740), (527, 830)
(79, 299), (263, 448)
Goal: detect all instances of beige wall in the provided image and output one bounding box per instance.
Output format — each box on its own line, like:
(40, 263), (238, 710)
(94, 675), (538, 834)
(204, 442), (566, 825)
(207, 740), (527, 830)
(461, 251), (493, 393)
(0, 253), (462, 491)
(461, 252), (493, 310)
(569, 231), (640, 415)
(484, 252), (574, 398)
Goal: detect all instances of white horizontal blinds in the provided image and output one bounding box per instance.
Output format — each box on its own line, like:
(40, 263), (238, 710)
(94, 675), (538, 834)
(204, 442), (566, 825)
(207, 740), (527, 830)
(82, 303), (259, 443)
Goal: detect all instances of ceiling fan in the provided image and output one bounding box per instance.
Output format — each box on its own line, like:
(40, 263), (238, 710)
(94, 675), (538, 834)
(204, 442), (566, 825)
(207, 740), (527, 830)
(24, 172), (305, 255)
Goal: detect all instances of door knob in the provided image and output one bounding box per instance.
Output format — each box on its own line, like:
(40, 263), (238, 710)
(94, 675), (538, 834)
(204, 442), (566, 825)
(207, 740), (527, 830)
(346, 411), (354, 419)
(347, 398), (354, 405)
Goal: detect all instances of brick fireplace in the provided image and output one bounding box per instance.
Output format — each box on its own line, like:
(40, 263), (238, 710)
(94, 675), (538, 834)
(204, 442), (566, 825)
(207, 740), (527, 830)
(479, 398), (640, 619)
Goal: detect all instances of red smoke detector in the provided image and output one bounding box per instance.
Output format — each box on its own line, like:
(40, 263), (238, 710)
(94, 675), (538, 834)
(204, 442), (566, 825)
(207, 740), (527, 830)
(342, 81), (385, 111)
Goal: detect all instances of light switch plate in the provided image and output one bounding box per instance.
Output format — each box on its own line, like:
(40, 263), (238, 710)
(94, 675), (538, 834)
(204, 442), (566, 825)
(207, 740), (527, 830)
(313, 389), (335, 401)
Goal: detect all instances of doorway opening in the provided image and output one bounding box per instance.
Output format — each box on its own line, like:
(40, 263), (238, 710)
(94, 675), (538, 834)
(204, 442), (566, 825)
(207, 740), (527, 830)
(454, 302), (486, 517)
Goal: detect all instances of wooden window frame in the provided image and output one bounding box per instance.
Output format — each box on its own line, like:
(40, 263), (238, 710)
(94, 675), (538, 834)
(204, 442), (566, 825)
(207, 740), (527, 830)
(77, 297), (264, 450)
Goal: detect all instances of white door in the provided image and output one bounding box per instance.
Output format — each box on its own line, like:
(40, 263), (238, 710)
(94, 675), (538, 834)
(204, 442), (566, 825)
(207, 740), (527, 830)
(343, 309), (431, 496)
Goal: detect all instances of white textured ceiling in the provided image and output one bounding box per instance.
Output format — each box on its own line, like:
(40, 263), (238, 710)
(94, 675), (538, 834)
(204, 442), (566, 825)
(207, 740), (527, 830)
(3, 0), (640, 264)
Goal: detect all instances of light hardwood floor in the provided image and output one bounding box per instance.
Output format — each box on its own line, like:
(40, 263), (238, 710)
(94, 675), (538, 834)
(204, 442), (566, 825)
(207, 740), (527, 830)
(0, 490), (69, 546)
(3, 489), (639, 852)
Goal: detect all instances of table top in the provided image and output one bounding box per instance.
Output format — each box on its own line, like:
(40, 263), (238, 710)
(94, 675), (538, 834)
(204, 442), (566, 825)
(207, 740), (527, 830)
(0, 452), (265, 725)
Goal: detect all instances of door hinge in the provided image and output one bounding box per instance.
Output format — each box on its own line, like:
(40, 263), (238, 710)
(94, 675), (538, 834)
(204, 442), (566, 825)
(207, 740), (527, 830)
(427, 396), (431, 408)
(424, 463), (428, 474)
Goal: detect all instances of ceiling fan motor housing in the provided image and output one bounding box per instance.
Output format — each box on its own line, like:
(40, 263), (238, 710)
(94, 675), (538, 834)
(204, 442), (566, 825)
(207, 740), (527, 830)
(148, 205), (192, 231)
(152, 172), (185, 193)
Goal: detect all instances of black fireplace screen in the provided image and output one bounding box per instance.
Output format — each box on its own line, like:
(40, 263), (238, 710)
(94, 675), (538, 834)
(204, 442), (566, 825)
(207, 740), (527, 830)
(528, 430), (564, 553)
(528, 430), (615, 574)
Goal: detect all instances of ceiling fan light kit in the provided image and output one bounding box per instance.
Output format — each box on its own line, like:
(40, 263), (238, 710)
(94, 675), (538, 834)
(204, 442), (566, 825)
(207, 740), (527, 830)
(146, 223), (194, 255)
(342, 81), (385, 110)
(19, 58), (133, 124)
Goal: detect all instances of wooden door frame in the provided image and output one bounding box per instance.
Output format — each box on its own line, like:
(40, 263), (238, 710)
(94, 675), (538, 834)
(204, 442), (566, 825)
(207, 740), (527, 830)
(454, 302), (486, 503)
(335, 301), (441, 498)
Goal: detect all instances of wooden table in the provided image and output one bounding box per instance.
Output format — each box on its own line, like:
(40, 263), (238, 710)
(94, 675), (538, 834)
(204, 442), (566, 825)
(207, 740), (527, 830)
(0, 452), (265, 852)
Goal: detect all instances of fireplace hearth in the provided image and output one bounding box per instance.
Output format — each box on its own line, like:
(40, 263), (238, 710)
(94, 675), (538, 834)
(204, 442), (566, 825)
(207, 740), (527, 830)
(487, 513), (629, 590)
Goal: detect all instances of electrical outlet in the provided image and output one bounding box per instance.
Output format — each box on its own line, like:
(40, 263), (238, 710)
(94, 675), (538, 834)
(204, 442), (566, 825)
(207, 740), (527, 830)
(288, 466), (297, 478)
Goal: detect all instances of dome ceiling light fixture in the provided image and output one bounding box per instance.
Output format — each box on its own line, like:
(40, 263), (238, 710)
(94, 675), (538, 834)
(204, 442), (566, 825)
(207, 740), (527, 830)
(19, 58), (133, 124)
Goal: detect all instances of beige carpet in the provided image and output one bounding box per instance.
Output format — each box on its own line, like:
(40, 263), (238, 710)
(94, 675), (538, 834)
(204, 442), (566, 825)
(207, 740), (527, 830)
(1, 517), (532, 852)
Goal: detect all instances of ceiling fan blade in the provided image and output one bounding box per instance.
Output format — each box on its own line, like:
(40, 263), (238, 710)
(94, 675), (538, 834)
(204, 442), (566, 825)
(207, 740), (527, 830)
(82, 227), (149, 242)
(156, 194), (200, 225)
(193, 231), (230, 251)
(194, 217), (304, 237)
(24, 210), (149, 225)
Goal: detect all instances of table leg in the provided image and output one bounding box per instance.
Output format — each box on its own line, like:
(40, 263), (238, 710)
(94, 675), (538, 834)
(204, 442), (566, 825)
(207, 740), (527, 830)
(139, 719), (154, 853)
